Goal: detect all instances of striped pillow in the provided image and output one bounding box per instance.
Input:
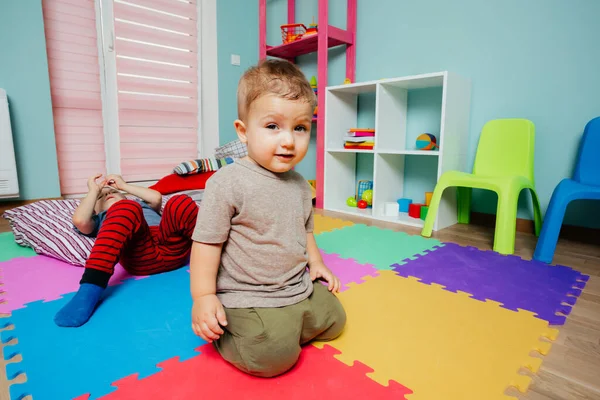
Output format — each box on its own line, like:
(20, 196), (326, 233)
(2, 194), (185, 266)
(173, 157), (234, 175)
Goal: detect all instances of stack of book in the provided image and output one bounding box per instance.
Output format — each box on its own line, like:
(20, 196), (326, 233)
(344, 128), (375, 150)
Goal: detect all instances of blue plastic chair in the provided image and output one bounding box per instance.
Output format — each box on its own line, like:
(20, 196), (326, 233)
(533, 116), (600, 263)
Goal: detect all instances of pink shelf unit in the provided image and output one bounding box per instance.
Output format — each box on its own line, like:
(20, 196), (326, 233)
(259, 0), (357, 209)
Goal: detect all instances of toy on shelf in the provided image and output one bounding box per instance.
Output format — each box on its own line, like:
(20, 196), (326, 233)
(420, 205), (429, 220)
(409, 203), (424, 219)
(361, 189), (373, 206)
(397, 198), (412, 213)
(343, 77), (352, 84)
(425, 191), (433, 206)
(356, 180), (372, 203)
(416, 133), (439, 150)
(305, 17), (318, 36)
(384, 202), (399, 216)
(347, 180), (373, 208)
(344, 128), (375, 150)
(280, 23), (306, 44)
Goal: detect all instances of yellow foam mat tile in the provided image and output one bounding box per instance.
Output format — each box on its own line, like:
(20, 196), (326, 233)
(313, 271), (559, 400)
(313, 214), (354, 235)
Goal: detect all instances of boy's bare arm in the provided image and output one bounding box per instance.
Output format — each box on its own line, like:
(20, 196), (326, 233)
(306, 232), (341, 293)
(190, 241), (222, 299)
(190, 240), (229, 342)
(73, 174), (103, 234)
(106, 174), (162, 213)
(306, 231), (325, 265)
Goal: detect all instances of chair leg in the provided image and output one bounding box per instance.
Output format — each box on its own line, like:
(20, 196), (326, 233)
(457, 187), (472, 224)
(421, 183), (446, 237)
(533, 194), (570, 264)
(493, 188), (519, 255)
(530, 189), (543, 237)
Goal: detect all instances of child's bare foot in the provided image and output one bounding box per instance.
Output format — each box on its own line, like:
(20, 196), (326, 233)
(54, 283), (104, 327)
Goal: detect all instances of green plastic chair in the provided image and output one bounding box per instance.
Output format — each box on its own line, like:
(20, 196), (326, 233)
(421, 118), (542, 255)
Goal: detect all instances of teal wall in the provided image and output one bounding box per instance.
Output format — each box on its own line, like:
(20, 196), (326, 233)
(0, 0), (61, 200)
(216, 0), (259, 145)
(251, 0), (600, 228)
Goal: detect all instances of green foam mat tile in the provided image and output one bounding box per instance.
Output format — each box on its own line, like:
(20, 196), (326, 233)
(0, 232), (36, 262)
(315, 224), (444, 270)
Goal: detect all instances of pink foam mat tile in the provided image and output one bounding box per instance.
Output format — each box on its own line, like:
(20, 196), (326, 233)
(319, 250), (379, 291)
(0, 255), (145, 314)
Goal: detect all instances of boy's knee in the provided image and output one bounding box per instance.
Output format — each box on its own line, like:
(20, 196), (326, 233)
(241, 332), (301, 377)
(312, 284), (347, 341)
(105, 199), (144, 224)
(165, 194), (194, 209)
(217, 328), (301, 378)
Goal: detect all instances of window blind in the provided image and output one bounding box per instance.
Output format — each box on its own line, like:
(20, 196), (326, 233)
(43, 0), (106, 195)
(112, 0), (199, 182)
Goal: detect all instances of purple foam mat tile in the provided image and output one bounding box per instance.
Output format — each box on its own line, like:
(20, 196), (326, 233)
(562, 296), (578, 306)
(556, 304), (574, 314)
(391, 242), (588, 325)
(573, 281), (588, 289)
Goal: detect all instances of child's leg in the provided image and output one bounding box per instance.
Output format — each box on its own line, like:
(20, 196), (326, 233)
(214, 304), (306, 378)
(213, 284), (345, 376)
(55, 199), (152, 327)
(124, 194), (198, 275)
(154, 194), (198, 271)
(300, 282), (347, 343)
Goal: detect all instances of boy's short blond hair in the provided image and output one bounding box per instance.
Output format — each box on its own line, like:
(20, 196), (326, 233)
(237, 59), (316, 121)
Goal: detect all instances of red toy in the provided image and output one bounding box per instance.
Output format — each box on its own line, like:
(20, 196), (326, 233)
(357, 200), (368, 209)
(408, 203), (423, 218)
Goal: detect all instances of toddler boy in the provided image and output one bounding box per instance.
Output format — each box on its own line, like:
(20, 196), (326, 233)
(190, 59), (346, 377)
(55, 173), (198, 327)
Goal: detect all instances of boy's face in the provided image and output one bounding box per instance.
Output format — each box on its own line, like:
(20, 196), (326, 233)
(94, 186), (126, 214)
(235, 94), (312, 173)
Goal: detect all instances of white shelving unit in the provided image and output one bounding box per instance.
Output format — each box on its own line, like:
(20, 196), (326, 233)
(323, 71), (471, 231)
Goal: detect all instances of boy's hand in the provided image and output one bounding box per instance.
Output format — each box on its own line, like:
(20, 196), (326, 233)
(87, 173), (105, 195)
(192, 294), (228, 343)
(105, 174), (127, 191)
(309, 261), (341, 293)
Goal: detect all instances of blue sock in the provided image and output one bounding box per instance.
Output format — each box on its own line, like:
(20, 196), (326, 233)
(54, 283), (105, 327)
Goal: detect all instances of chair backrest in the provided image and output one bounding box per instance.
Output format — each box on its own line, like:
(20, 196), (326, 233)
(472, 119), (536, 183)
(573, 116), (600, 186)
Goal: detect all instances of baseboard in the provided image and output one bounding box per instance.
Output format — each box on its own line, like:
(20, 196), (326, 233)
(470, 211), (600, 244)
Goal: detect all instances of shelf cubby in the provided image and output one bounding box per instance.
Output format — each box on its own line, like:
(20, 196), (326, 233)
(323, 71), (471, 231)
(324, 151), (373, 218)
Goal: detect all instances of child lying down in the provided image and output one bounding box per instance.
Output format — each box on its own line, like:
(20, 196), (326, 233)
(54, 173), (198, 327)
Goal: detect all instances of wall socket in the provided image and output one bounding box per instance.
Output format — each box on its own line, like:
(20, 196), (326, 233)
(231, 54), (241, 66)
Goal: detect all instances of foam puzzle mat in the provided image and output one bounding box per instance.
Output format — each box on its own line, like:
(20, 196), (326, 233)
(313, 270), (558, 400)
(392, 242), (589, 325)
(312, 214), (354, 235)
(315, 224), (444, 270)
(0, 232), (35, 262)
(0, 221), (590, 399)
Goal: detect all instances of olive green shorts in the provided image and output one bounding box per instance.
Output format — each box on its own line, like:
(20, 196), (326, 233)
(213, 282), (346, 377)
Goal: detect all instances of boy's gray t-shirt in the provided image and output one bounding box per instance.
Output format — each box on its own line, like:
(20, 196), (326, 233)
(192, 158), (315, 308)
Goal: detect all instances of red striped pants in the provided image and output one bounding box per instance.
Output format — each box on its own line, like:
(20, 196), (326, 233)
(81, 194), (198, 287)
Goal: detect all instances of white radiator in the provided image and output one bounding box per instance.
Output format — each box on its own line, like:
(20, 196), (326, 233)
(0, 88), (20, 199)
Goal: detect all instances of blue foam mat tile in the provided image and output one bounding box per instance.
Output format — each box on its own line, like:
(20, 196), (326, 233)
(1, 267), (206, 400)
